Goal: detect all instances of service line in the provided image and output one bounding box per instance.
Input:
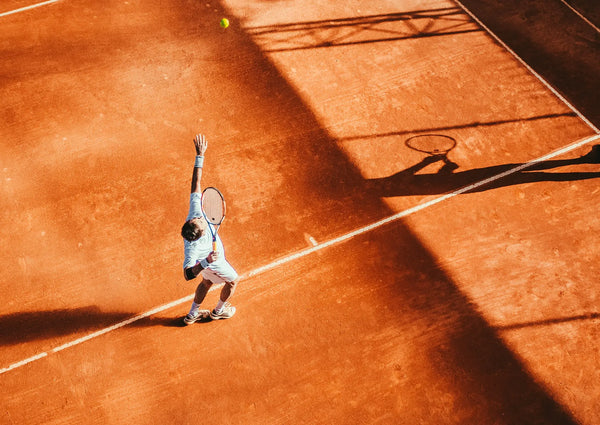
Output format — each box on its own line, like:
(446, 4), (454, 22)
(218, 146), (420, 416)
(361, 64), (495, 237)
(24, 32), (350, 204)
(1, 133), (598, 376)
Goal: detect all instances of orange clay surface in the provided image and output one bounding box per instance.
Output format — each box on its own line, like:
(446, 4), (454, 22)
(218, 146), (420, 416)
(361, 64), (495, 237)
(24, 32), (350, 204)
(1, 0), (599, 424)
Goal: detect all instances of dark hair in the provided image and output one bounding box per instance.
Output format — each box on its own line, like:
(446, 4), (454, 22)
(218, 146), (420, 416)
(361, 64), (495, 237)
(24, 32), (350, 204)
(181, 220), (203, 241)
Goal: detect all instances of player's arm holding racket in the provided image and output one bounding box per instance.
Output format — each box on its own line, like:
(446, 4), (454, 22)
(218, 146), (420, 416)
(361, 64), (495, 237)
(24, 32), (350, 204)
(185, 250), (219, 280)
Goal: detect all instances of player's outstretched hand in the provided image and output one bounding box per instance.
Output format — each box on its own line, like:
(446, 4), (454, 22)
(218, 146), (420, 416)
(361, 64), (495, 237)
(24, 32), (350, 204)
(194, 134), (208, 156)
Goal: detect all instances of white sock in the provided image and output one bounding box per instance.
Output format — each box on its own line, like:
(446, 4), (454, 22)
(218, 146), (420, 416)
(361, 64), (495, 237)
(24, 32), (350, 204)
(215, 300), (226, 313)
(189, 302), (201, 314)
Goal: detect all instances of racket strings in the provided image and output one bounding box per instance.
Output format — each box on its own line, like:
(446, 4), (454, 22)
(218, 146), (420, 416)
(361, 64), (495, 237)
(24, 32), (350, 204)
(202, 189), (225, 224)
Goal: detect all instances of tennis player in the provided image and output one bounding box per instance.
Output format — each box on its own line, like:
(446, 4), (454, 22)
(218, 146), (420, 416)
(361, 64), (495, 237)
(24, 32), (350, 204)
(180, 134), (239, 324)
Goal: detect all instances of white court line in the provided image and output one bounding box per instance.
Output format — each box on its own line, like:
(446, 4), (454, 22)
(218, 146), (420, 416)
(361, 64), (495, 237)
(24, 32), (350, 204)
(50, 294), (196, 353)
(559, 0), (600, 34)
(1, 133), (598, 376)
(454, 0), (600, 135)
(0, 0), (62, 18)
(0, 353), (47, 374)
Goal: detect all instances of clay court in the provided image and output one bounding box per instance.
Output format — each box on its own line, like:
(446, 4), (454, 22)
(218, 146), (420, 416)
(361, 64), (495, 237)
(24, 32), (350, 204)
(1, 0), (599, 423)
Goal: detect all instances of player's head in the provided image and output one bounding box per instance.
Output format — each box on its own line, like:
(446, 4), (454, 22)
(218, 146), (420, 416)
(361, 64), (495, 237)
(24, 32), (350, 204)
(181, 217), (207, 242)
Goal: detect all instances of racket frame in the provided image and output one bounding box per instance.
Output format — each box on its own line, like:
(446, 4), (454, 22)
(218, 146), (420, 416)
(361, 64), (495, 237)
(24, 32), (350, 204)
(405, 134), (457, 155)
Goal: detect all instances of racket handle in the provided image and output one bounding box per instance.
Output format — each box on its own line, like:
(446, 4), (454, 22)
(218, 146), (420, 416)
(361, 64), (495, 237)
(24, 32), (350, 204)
(212, 240), (218, 251)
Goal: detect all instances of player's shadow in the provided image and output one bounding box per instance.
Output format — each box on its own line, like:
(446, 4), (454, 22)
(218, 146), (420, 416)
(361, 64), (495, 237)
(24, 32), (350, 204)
(0, 306), (190, 347)
(367, 144), (600, 197)
(0, 307), (131, 347)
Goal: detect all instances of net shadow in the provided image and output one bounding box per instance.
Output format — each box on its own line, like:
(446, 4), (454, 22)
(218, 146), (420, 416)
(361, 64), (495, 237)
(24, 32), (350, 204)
(244, 7), (481, 52)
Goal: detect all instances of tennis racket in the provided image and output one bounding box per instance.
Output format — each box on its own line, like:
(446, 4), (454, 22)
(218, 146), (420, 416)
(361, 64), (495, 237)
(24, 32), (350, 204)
(201, 187), (226, 252)
(405, 134), (456, 156)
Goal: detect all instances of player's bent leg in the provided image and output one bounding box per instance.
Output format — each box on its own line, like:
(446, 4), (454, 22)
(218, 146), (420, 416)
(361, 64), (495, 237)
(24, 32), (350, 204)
(220, 278), (238, 302)
(210, 279), (239, 320)
(183, 278), (213, 325)
(194, 278), (213, 304)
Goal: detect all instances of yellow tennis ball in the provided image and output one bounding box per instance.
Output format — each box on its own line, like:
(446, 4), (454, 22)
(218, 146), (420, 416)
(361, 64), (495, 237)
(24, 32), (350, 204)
(220, 18), (229, 28)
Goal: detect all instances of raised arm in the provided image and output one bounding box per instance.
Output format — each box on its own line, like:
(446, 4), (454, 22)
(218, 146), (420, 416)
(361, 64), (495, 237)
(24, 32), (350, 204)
(191, 134), (208, 194)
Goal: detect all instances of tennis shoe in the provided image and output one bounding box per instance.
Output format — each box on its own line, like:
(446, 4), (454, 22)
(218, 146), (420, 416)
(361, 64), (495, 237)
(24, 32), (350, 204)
(183, 309), (210, 325)
(210, 303), (236, 320)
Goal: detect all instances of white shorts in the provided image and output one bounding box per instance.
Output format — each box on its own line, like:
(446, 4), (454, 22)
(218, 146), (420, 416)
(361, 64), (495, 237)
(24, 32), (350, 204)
(200, 260), (239, 284)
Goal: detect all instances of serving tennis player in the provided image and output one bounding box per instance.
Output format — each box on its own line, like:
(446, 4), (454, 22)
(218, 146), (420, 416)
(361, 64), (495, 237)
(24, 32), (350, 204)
(180, 134), (239, 324)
